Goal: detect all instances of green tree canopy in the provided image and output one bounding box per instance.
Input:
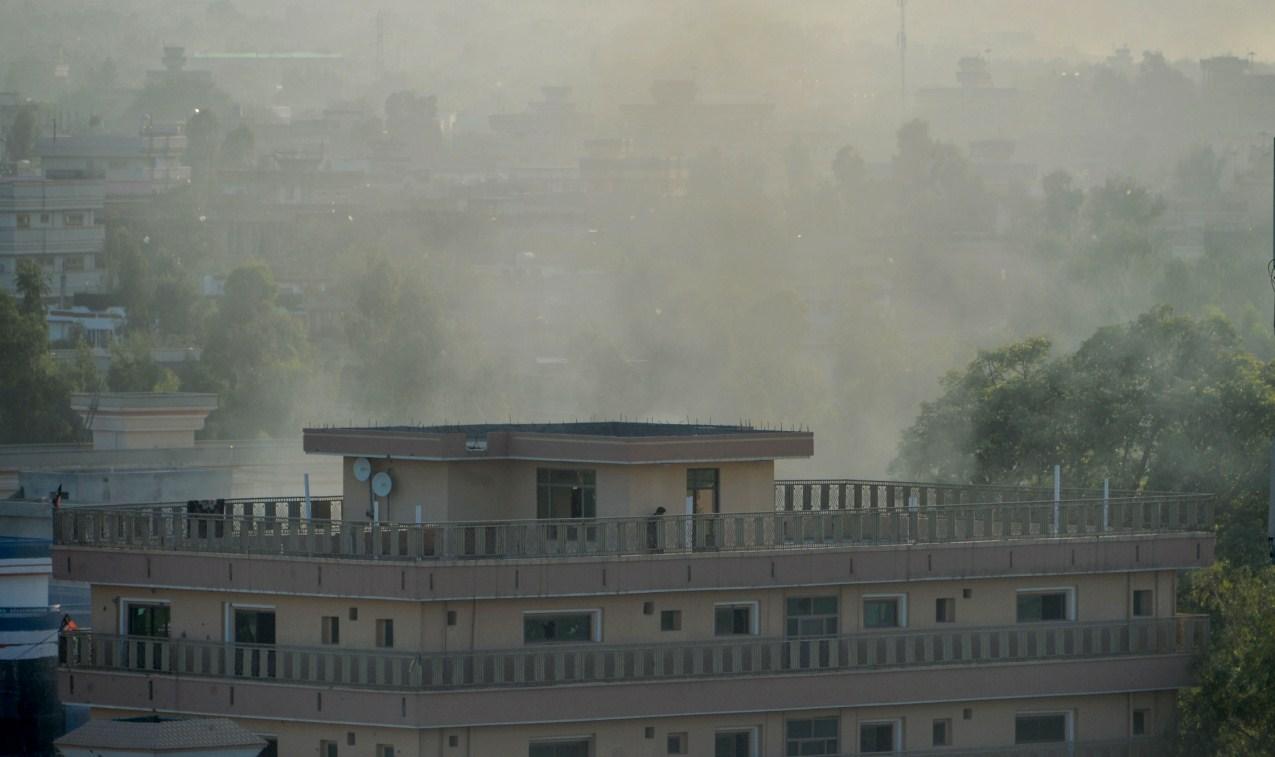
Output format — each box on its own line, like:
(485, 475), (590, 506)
(0, 273), (80, 443)
(893, 307), (1275, 565)
(194, 264), (309, 437)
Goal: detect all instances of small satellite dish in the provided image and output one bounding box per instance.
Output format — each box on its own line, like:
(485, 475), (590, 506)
(372, 471), (393, 497)
(353, 457), (372, 482)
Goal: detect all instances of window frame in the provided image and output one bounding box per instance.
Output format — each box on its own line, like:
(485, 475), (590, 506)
(713, 727), (760, 757)
(319, 739), (338, 757)
(527, 736), (594, 757)
(935, 597), (956, 623)
(1013, 711), (1073, 745)
(785, 596), (839, 638)
(522, 609), (602, 645)
(784, 716), (839, 756)
(932, 718), (952, 747)
(1132, 589), (1153, 618)
(1132, 708), (1149, 736)
(713, 601), (759, 636)
(862, 593), (908, 629)
(222, 602), (276, 643)
(321, 615), (341, 645)
(1015, 587), (1075, 623)
(375, 618), (395, 648)
(118, 598), (171, 638)
(667, 731), (688, 754)
(536, 468), (597, 520)
(858, 719), (902, 754)
(659, 609), (682, 632)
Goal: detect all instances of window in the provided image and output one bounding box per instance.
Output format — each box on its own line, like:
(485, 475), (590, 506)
(1015, 714), (1069, 744)
(932, 719), (951, 746)
(321, 616), (340, 645)
(125, 603), (170, 637)
(377, 745), (394, 757)
(64, 212), (85, 227)
(1132, 590), (1153, 617)
(786, 597), (838, 637)
(376, 619), (394, 648)
(62, 255), (85, 272)
(16, 213), (30, 229)
(714, 603), (757, 636)
(537, 469), (596, 519)
(687, 468), (720, 514)
(1132, 709), (1149, 736)
(715, 729), (756, 757)
(660, 610), (682, 631)
(1016, 589), (1072, 622)
(859, 721), (898, 753)
(529, 739), (592, 757)
(935, 597), (955, 623)
(349, 607), (359, 621)
(259, 737), (278, 757)
(863, 595), (905, 629)
(785, 717), (838, 755)
(39, 213), (50, 224)
(667, 732), (687, 754)
(320, 740), (338, 757)
(523, 611), (598, 644)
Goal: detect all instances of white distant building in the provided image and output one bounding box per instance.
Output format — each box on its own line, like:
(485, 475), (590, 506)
(0, 176), (107, 299)
(38, 127), (190, 202)
(46, 305), (126, 348)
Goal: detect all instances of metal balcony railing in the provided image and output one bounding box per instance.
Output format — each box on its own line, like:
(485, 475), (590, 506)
(59, 616), (1206, 693)
(54, 493), (1213, 562)
(868, 738), (1169, 757)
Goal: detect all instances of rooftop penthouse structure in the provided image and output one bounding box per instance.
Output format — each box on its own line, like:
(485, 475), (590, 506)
(53, 422), (1213, 756)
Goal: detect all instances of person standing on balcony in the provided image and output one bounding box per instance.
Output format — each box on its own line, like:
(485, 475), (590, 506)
(647, 506), (666, 552)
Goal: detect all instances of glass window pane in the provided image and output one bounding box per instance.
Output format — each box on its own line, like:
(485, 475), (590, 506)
(1015, 714), (1068, 744)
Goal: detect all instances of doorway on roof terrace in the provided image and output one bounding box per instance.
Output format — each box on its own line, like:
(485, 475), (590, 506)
(687, 468), (720, 548)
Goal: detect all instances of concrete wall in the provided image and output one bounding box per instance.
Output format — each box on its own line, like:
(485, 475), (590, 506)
(86, 570), (1178, 653)
(341, 457), (776, 524)
(87, 691), (1177, 757)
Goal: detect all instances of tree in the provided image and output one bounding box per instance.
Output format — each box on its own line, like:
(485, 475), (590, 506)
(195, 264), (309, 437)
(893, 307), (1275, 566)
(341, 255), (442, 416)
(1176, 563), (1275, 756)
(0, 287), (80, 444)
(1040, 170), (1083, 237)
(108, 333), (179, 392)
(3, 102), (39, 162)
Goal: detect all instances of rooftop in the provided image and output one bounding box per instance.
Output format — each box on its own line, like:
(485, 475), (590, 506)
(54, 716), (266, 751)
(303, 421), (814, 463)
(331, 421), (799, 438)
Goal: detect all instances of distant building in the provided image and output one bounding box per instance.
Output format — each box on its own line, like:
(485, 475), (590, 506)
(618, 80), (774, 159)
(37, 127), (190, 202)
(0, 176), (107, 300)
(144, 47), (214, 90)
(46, 305), (126, 348)
(0, 500), (63, 756)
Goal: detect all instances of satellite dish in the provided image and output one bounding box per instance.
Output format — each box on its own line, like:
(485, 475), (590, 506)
(352, 457), (372, 482)
(372, 471), (393, 497)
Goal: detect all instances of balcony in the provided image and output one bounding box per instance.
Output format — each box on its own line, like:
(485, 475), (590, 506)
(54, 490), (1213, 564)
(61, 616), (1206, 692)
(880, 739), (1169, 757)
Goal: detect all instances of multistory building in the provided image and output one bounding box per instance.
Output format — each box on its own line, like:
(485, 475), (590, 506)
(54, 422), (1214, 756)
(0, 175), (106, 299)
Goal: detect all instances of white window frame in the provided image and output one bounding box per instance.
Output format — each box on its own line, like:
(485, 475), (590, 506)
(713, 726), (761, 757)
(713, 601), (760, 635)
(118, 597), (171, 636)
(521, 609), (602, 643)
(223, 602), (276, 643)
(1015, 587), (1076, 622)
(862, 593), (908, 629)
(858, 718), (904, 754)
(1014, 710), (1074, 745)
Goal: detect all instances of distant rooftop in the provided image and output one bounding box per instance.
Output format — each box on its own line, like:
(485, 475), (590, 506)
(304, 421), (814, 463)
(54, 716), (266, 752)
(339, 421), (797, 438)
